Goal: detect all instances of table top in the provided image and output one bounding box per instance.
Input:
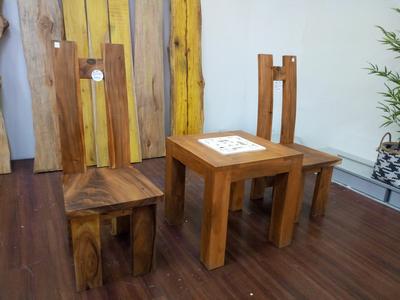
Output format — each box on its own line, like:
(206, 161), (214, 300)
(167, 130), (302, 169)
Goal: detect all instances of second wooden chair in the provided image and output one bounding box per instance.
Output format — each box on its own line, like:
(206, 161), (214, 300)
(229, 54), (341, 221)
(252, 54), (341, 220)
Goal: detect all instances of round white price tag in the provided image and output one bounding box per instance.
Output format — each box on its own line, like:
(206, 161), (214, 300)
(91, 69), (104, 82)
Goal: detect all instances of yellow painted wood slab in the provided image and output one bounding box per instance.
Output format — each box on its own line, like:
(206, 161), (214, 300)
(170, 0), (204, 136)
(108, 0), (142, 162)
(134, 0), (166, 158)
(170, 0), (188, 136)
(0, 100), (11, 174)
(62, 0), (96, 166)
(17, 0), (63, 172)
(86, 0), (110, 167)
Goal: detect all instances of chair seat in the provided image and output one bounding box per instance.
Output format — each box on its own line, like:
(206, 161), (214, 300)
(63, 166), (163, 218)
(284, 143), (342, 171)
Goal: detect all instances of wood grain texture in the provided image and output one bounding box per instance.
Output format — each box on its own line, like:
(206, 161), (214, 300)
(269, 156), (302, 247)
(103, 44), (130, 168)
(257, 54), (274, 140)
(53, 41), (86, 175)
(0, 14), (8, 39)
(0, 105), (10, 174)
(229, 181), (245, 212)
(200, 171), (231, 269)
(86, 0), (110, 167)
(280, 56), (297, 145)
(165, 143), (186, 225)
(311, 166), (334, 217)
(170, 0), (187, 136)
(170, 0), (204, 136)
(134, 0), (166, 158)
(70, 215), (102, 291)
(166, 131), (304, 269)
(108, 0), (142, 163)
(132, 205), (156, 276)
(63, 166), (163, 217)
(17, 0), (63, 172)
(62, 0), (96, 166)
(251, 54), (342, 220)
(3, 159), (400, 299)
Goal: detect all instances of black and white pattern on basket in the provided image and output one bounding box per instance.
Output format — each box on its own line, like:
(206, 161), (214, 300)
(372, 150), (400, 188)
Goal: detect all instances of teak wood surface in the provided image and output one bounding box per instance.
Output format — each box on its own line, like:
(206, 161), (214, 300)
(134, 0), (166, 159)
(170, 0), (205, 136)
(251, 54), (342, 221)
(52, 41), (163, 291)
(17, 0), (63, 172)
(165, 130), (303, 270)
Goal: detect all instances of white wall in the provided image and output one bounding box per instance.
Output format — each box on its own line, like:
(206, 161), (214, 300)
(202, 0), (400, 162)
(0, 0), (34, 160)
(1, 0), (399, 162)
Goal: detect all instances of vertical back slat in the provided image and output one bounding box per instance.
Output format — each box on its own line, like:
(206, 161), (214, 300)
(256, 54), (274, 140)
(103, 43), (131, 168)
(53, 41), (86, 174)
(280, 56), (297, 144)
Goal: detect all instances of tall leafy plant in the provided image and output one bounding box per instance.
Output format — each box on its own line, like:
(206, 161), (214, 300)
(367, 8), (400, 130)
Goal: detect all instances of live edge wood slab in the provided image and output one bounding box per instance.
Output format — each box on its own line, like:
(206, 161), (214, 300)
(165, 130), (303, 270)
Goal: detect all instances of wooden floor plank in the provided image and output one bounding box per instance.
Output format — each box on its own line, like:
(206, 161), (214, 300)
(62, 0), (96, 166)
(17, 0), (63, 172)
(1, 159), (400, 298)
(134, 0), (166, 158)
(108, 0), (142, 163)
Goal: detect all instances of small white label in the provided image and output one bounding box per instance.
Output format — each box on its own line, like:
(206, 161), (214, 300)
(54, 41), (60, 48)
(91, 69), (104, 82)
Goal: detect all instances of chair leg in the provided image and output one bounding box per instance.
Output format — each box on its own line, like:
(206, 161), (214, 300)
(311, 167), (334, 218)
(131, 205), (156, 276)
(70, 215), (102, 291)
(229, 180), (245, 211)
(111, 216), (130, 235)
(250, 177), (265, 200)
(294, 173), (306, 223)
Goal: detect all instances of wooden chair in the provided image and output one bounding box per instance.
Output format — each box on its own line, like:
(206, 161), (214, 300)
(52, 41), (163, 291)
(250, 54), (341, 220)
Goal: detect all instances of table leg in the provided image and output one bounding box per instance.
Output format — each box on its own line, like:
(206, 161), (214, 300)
(70, 215), (102, 291)
(269, 157), (302, 247)
(165, 154), (186, 225)
(200, 171), (231, 270)
(229, 180), (245, 211)
(250, 177), (265, 200)
(294, 173), (305, 223)
(311, 166), (334, 218)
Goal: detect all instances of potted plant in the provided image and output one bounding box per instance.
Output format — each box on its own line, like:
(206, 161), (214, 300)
(368, 8), (400, 188)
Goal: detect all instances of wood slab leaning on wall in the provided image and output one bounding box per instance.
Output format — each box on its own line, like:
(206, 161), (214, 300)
(62, 0), (142, 165)
(134, 0), (166, 158)
(17, 0), (63, 172)
(0, 80), (10, 174)
(170, 0), (204, 136)
(0, 13), (11, 174)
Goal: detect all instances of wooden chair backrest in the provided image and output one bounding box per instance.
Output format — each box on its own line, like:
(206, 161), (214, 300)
(256, 54), (297, 145)
(53, 41), (130, 174)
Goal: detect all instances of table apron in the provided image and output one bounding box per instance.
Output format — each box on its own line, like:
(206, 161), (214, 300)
(230, 159), (294, 182)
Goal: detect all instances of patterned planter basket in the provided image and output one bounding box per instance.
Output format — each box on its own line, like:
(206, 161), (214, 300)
(372, 132), (400, 188)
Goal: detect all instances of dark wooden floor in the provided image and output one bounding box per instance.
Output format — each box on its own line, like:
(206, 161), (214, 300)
(1, 159), (400, 299)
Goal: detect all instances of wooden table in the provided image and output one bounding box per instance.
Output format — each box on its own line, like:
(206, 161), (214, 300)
(165, 131), (303, 270)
